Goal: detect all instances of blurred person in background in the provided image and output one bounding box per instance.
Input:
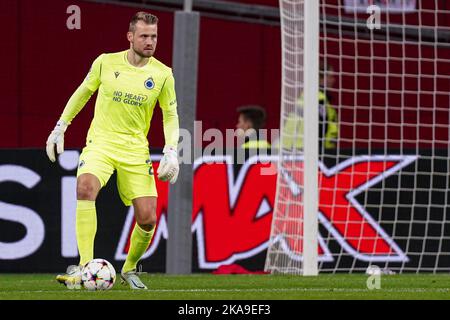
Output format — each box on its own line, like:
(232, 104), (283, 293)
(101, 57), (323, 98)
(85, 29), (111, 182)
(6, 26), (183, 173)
(280, 62), (338, 152)
(235, 105), (271, 150)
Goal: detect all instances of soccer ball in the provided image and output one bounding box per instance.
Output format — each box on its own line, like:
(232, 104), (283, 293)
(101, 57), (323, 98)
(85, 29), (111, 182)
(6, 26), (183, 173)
(81, 258), (116, 291)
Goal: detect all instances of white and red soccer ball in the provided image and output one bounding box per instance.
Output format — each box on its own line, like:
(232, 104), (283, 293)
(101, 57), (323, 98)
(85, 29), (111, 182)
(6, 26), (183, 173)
(81, 258), (116, 291)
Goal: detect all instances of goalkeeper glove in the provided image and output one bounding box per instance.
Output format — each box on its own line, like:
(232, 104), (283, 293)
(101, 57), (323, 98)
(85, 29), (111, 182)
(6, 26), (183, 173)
(157, 145), (179, 184)
(46, 120), (68, 162)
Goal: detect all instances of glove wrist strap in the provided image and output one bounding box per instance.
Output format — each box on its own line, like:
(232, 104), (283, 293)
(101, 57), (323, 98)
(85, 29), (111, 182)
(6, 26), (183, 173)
(55, 120), (68, 133)
(163, 145), (177, 155)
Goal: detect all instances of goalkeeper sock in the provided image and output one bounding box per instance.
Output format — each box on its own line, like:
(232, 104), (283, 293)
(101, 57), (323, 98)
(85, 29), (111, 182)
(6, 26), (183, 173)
(122, 223), (154, 273)
(76, 200), (97, 266)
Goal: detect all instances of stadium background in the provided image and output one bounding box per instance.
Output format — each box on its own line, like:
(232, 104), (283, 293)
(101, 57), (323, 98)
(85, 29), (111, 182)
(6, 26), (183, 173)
(0, 0), (449, 273)
(0, 0), (448, 149)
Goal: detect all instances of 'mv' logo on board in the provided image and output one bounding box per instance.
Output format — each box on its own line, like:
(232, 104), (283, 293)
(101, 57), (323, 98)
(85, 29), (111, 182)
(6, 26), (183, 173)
(115, 155), (417, 268)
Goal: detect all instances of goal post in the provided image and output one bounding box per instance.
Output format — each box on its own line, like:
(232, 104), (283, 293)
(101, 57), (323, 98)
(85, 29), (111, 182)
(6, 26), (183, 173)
(264, 0), (320, 275)
(302, 0), (320, 276)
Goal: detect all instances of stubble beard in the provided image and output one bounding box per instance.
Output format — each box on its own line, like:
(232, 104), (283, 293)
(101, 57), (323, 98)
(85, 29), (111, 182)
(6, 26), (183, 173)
(132, 44), (153, 58)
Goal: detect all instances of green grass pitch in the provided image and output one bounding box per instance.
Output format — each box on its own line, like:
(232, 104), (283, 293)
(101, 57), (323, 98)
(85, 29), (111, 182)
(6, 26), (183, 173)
(1, 274), (450, 300)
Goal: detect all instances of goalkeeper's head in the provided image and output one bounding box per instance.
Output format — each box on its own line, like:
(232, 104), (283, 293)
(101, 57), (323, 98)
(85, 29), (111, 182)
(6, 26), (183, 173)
(127, 12), (159, 58)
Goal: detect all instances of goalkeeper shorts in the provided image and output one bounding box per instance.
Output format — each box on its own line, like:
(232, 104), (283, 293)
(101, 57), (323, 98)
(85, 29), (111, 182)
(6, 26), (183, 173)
(76, 141), (157, 206)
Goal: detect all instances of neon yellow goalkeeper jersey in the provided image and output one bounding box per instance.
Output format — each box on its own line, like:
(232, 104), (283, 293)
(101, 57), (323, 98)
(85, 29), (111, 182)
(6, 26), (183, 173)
(61, 50), (179, 149)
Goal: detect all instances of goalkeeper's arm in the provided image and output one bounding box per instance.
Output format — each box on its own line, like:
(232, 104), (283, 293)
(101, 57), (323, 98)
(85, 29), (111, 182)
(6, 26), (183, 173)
(45, 83), (95, 162)
(157, 73), (180, 184)
(157, 107), (180, 183)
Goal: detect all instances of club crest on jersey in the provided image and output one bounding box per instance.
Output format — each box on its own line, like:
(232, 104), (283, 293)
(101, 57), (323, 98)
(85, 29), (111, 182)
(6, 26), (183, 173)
(144, 77), (155, 90)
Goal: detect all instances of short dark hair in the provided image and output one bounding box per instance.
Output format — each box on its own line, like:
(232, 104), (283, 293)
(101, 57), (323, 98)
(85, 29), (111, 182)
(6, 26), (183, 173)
(129, 12), (159, 33)
(237, 105), (267, 130)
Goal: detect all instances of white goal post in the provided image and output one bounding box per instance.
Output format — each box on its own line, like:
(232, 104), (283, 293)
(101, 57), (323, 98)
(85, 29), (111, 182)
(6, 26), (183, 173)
(301, 0), (320, 276)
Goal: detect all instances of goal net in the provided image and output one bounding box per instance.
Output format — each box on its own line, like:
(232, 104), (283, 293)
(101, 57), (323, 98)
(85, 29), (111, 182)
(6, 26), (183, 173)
(265, 0), (450, 274)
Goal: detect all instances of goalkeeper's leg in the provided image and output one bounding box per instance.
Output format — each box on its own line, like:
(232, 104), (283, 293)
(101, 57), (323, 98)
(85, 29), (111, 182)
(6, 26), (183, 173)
(56, 173), (102, 288)
(75, 174), (102, 266)
(121, 196), (157, 290)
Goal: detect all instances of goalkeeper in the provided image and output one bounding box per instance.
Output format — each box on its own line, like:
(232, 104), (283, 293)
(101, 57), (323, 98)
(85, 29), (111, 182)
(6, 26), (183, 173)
(46, 12), (179, 290)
